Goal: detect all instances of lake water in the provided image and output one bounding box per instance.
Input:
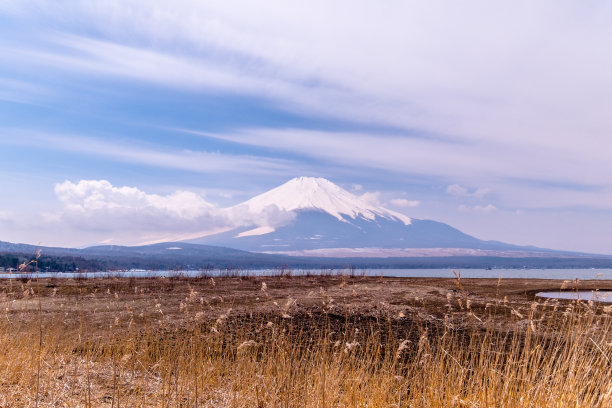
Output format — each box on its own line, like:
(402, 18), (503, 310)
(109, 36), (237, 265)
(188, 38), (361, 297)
(536, 291), (612, 303)
(1, 268), (611, 280)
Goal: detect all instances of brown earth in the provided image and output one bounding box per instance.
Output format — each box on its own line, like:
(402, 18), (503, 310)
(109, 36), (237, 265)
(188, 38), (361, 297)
(2, 274), (610, 330)
(1, 275), (610, 407)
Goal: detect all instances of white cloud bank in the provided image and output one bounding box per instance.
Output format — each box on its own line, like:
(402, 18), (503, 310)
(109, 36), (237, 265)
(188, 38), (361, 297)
(34, 180), (301, 245)
(51, 180), (229, 243)
(32, 179), (413, 246)
(55, 180), (215, 220)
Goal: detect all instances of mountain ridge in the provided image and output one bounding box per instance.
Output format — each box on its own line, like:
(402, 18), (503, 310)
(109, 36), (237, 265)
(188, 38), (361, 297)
(3, 178), (608, 268)
(231, 176), (412, 226)
(2, 239), (611, 272)
(188, 177), (553, 254)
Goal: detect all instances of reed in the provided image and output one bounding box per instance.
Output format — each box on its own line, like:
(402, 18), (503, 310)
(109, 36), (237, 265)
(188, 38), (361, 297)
(0, 275), (610, 407)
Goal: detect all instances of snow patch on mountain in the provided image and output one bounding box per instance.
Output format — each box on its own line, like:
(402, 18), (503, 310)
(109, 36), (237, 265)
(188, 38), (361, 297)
(235, 226), (275, 238)
(232, 177), (411, 225)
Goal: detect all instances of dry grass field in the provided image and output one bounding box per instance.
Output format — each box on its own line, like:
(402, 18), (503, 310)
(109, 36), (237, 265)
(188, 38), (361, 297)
(0, 273), (610, 407)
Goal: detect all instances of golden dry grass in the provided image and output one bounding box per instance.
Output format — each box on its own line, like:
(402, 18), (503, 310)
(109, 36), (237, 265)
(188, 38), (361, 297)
(0, 275), (610, 407)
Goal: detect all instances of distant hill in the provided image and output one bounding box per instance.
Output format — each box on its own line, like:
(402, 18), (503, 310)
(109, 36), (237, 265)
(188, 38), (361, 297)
(1, 240), (612, 272)
(0, 241), (297, 270)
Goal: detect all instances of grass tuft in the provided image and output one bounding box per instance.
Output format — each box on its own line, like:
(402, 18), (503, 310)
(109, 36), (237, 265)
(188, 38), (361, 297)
(0, 274), (610, 407)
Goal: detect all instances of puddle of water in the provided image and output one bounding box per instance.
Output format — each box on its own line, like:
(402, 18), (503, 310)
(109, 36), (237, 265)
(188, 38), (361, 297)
(536, 291), (612, 303)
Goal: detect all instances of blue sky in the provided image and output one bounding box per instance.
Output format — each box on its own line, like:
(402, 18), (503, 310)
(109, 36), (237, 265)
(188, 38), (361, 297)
(1, 1), (612, 253)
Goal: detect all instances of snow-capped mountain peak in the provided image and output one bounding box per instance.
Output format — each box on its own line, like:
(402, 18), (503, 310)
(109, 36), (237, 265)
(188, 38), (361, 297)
(234, 177), (411, 225)
(188, 177), (528, 253)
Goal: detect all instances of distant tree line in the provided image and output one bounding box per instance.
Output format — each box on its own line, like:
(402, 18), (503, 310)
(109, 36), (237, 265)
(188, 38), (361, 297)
(0, 253), (106, 272)
(2, 250), (612, 273)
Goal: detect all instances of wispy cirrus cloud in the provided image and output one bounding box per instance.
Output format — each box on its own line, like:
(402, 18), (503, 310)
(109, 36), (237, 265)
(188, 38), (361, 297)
(2, 1), (612, 252)
(357, 191), (420, 211)
(0, 78), (49, 105)
(181, 127), (612, 207)
(5, 1), (612, 150)
(458, 204), (497, 213)
(4, 1), (612, 199)
(446, 184), (490, 199)
(389, 198), (420, 208)
(1, 129), (293, 175)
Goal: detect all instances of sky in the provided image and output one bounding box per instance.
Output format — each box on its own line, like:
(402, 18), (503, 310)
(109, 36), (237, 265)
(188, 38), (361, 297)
(1, 1), (612, 253)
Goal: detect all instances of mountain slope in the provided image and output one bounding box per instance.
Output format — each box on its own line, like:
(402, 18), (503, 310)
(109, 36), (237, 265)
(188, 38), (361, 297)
(188, 177), (538, 253)
(190, 210), (535, 252)
(232, 176), (411, 224)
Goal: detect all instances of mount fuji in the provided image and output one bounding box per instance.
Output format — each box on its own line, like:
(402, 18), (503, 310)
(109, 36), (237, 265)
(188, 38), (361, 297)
(187, 177), (546, 256)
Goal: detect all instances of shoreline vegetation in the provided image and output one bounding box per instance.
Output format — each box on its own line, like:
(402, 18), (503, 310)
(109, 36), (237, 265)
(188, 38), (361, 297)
(4, 251), (612, 273)
(3, 240), (612, 272)
(0, 274), (610, 407)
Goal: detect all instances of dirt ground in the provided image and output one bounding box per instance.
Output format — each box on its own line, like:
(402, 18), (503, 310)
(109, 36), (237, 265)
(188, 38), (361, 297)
(1, 275), (610, 407)
(2, 274), (610, 330)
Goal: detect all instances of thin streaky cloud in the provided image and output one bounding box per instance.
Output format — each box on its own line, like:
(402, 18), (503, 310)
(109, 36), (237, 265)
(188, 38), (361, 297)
(6, 33), (353, 118)
(181, 127), (612, 189)
(5, 1), (610, 150)
(389, 199), (420, 208)
(446, 184), (490, 199)
(1, 2), (612, 252)
(0, 77), (49, 105)
(5, 6), (612, 170)
(2, 129), (294, 175)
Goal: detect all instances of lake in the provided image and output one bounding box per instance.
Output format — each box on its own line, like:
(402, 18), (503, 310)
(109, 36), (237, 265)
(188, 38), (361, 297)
(1, 268), (611, 280)
(536, 291), (612, 303)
